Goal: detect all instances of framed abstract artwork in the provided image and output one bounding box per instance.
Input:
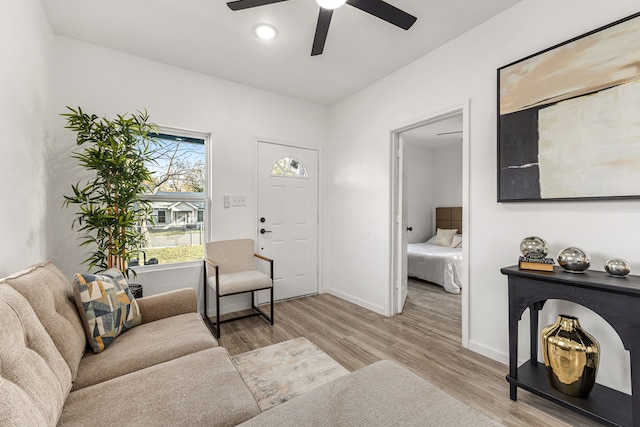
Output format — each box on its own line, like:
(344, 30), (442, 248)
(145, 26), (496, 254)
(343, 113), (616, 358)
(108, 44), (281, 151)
(497, 12), (640, 202)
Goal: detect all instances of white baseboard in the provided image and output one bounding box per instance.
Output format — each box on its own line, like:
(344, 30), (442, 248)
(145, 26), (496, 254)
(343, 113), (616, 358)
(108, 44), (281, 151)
(205, 294), (253, 318)
(468, 339), (509, 365)
(323, 287), (386, 316)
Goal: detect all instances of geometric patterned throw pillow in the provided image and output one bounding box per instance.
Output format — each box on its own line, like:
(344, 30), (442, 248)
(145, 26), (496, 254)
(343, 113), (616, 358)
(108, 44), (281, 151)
(72, 268), (141, 353)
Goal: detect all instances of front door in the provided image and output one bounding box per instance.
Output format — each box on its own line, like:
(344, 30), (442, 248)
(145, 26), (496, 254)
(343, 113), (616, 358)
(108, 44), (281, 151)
(257, 141), (319, 301)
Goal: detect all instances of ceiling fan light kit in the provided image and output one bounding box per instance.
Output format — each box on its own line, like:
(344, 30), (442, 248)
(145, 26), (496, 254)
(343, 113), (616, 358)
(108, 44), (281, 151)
(315, 0), (346, 9)
(227, 0), (417, 56)
(254, 23), (278, 39)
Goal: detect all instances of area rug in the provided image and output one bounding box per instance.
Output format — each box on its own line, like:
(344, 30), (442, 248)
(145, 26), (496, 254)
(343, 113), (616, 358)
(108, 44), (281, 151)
(231, 337), (349, 411)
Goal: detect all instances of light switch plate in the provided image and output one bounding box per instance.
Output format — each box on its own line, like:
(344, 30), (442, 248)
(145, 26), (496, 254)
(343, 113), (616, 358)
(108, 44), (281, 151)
(231, 195), (246, 207)
(223, 195), (230, 208)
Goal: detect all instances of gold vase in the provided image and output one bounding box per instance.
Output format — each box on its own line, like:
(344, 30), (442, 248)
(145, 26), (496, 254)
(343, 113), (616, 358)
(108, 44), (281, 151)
(541, 314), (600, 397)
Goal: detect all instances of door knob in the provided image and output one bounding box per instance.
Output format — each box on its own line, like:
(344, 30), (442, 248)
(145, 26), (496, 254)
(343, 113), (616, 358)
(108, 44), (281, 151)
(407, 226), (413, 231)
(260, 217), (266, 223)
(260, 228), (272, 234)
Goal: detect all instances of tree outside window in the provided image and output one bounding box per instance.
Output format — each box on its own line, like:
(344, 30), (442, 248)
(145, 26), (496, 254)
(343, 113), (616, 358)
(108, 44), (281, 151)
(136, 131), (208, 266)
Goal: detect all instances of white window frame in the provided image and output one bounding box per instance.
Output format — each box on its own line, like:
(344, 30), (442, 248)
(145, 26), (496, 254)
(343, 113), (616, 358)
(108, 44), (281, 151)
(140, 126), (211, 268)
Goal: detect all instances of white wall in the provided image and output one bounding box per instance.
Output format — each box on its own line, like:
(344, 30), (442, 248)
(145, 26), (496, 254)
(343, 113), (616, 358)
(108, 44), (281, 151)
(50, 37), (328, 315)
(325, 0), (639, 393)
(407, 143), (463, 243)
(0, 0), (54, 277)
(406, 143), (433, 243)
(431, 144), (463, 210)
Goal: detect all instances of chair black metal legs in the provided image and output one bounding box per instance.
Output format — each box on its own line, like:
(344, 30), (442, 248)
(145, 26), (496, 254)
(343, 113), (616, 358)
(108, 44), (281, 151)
(250, 288), (274, 326)
(202, 261), (274, 339)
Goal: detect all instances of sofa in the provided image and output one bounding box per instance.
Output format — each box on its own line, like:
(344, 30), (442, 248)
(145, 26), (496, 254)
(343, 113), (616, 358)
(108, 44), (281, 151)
(0, 261), (260, 426)
(0, 261), (499, 426)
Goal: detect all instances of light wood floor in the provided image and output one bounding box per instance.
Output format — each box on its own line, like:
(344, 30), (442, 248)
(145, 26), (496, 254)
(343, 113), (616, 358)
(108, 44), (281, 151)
(217, 279), (601, 426)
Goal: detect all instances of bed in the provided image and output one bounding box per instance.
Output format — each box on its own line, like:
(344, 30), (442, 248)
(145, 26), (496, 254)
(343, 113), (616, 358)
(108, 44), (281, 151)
(407, 207), (463, 294)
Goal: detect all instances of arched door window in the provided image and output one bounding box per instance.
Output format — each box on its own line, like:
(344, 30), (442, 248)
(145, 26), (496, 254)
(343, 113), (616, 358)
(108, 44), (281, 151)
(271, 156), (309, 178)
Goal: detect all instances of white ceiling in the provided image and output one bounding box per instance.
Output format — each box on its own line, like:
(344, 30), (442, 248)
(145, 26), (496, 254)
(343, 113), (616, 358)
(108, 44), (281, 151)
(40, 0), (520, 106)
(402, 114), (462, 149)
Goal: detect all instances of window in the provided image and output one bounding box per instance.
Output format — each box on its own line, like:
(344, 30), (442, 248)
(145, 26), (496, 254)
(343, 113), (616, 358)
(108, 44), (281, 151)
(271, 156), (308, 178)
(139, 130), (208, 266)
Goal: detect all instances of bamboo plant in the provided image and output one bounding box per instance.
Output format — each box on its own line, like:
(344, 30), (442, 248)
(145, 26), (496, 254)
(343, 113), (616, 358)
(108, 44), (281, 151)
(62, 106), (157, 277)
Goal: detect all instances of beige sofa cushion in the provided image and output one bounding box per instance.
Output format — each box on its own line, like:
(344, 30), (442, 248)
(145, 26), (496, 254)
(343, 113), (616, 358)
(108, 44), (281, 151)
(73, 312), (217, 390)
(60, 347), (260, 427)
(136, 288), (200, 324)
(0, 284), (72, 427)
(240, 360), (501, 427)
(1, 262), (86, 380)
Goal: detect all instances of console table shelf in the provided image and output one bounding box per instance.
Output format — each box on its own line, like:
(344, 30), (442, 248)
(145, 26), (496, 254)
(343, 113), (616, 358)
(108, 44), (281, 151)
(507, 362), (631, 427)
(501, 265), (640, 427)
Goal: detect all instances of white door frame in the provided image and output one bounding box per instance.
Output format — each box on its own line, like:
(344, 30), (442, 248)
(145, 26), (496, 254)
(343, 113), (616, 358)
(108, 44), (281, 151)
(254, 137), (324, 295)
(389, 101), (470, 348)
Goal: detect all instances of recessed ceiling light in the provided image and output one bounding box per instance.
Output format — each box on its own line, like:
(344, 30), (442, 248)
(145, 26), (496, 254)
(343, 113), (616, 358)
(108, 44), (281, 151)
(316, 0), (346, 9)
(254, 24), (277, 40)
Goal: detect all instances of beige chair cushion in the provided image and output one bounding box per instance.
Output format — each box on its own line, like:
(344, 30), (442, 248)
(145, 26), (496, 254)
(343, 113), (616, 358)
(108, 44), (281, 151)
(205, 239), (257, 275)
(0, 284), (72, 427)
(60, 348), (260, 427)
(1, 262), (86, 381)
(209, 271), (273, 296)
(73, 313), (217, 390)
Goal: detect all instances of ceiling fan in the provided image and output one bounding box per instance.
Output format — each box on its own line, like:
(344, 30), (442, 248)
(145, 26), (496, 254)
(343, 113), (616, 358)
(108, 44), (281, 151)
(226, 0), (417, 56)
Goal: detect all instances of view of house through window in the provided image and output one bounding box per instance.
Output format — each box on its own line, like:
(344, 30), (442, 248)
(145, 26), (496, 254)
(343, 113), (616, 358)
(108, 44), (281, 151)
(133, 130), (208, 267)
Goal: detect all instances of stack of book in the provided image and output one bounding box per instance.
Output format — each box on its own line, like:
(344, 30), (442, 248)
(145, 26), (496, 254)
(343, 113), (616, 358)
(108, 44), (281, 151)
(519, 256), (555, 272)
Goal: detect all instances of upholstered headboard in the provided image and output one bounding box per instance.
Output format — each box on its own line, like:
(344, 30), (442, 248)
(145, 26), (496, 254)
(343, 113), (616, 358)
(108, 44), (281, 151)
(435, 207), (462, 234)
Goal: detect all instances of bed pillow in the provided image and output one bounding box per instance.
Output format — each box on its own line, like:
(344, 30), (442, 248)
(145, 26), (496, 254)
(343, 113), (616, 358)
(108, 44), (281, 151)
(425, 235), (437, 244)
(434, 228), (457, 247)
(451, 234), (463, 248)
(72, 269), (141, 353)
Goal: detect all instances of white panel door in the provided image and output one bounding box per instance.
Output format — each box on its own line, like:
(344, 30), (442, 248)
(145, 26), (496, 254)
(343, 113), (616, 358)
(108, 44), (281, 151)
(258, 141), (318, 301)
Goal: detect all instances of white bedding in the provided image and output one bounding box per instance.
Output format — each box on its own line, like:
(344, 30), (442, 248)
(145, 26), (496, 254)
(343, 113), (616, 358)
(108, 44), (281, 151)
(407, 242), (462, 294)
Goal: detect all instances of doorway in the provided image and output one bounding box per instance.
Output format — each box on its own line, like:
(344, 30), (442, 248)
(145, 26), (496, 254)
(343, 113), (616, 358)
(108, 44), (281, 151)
(390, 102), (470, 347)
(257, 141), (319, 301)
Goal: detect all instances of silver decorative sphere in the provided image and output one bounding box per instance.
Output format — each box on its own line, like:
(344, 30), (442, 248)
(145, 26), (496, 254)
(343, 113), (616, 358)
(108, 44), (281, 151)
(604, 259), (630, 277)
(520, 236), (549, 259)
(557, 247), (590, 273)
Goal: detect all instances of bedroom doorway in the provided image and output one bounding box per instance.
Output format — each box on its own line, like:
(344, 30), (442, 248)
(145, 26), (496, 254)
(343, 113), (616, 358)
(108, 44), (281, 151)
(390, 102), (470, 348)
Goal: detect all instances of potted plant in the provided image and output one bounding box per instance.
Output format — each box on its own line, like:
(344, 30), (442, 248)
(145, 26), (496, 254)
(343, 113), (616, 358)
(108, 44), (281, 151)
(62, 106), (157, 279)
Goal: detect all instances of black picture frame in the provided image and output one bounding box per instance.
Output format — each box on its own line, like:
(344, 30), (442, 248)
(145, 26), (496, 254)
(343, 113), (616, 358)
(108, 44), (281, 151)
(497, 11), (640, 202)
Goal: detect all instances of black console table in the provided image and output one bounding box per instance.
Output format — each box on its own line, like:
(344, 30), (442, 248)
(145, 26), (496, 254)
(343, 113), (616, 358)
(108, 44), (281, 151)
(502, 265), (640, 427)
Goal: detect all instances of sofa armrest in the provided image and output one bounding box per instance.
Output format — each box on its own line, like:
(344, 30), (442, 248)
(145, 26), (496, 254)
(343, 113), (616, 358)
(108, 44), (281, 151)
(136, 288), (197, 324)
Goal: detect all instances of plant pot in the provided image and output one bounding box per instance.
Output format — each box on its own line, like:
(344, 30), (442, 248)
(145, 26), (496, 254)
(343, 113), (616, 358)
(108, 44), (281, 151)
(128, 284), (143, 299)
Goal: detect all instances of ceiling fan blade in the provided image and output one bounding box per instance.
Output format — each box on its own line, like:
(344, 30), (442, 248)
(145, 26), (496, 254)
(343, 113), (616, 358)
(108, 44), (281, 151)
(311, 9), (333, 56)
(346, 0), (417, 30)
(227, 0), (289, 11)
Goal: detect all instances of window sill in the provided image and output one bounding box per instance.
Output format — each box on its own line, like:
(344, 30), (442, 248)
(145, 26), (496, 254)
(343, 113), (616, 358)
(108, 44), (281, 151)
(131, 259), (203, 274)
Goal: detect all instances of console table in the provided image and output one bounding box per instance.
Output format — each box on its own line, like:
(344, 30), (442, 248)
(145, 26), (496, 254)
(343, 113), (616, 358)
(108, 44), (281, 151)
(502, 265), (640, 427)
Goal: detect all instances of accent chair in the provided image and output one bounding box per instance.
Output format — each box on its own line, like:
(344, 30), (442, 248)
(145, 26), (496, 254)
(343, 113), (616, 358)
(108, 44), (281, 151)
(203, 239), (274, 338)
